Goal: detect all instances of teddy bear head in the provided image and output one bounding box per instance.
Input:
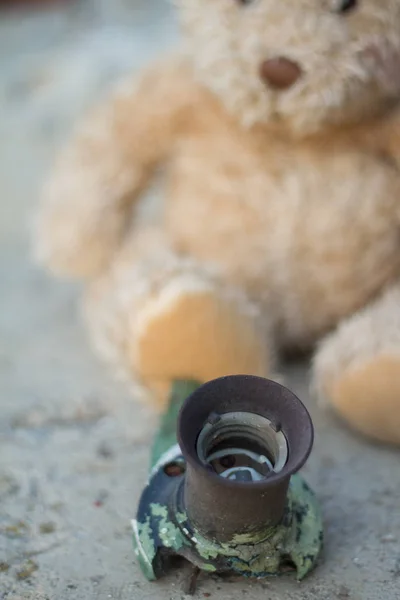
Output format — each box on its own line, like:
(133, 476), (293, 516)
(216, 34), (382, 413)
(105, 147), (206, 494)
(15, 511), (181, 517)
(175, 0), (400, 136)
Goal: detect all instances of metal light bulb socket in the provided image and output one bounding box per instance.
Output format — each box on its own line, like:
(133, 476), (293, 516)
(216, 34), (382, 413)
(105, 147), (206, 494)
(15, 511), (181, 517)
(132, 376), (323, 584)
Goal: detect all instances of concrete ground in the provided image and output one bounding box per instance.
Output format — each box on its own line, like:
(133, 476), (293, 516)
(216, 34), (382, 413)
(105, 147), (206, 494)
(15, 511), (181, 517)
(0, 1), (399, 599)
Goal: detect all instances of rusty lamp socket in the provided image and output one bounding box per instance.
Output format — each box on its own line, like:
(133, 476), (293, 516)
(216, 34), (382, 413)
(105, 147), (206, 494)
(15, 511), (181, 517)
(178, 375), (314, 543)
(133, 375), (323, 585)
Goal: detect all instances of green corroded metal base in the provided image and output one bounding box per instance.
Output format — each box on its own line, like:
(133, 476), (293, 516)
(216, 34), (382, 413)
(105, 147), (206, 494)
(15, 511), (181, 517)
(132, 381), (323, 582)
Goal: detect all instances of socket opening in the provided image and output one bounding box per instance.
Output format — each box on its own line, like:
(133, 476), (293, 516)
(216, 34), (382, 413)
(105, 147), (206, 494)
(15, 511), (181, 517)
(196, 412), (288, 482)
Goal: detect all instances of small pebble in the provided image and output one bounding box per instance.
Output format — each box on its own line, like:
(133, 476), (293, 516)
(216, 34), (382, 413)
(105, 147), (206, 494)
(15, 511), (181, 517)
(381, 534), (397, 543)
(39, 522), (56, 535)
(97, 442), (114, 459)
(93, 489), (109, 507)
(3, 520), (29, 538)
(15, 559), (38, 580)
(0, 474), (19, 498)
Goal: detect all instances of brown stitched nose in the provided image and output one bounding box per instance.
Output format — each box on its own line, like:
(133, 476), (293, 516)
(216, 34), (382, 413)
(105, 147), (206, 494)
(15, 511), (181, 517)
(260, 57), (302, 90)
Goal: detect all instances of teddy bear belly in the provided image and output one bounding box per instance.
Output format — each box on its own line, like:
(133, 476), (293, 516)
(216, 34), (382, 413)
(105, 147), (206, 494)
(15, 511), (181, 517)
(165, 173), (400, 348)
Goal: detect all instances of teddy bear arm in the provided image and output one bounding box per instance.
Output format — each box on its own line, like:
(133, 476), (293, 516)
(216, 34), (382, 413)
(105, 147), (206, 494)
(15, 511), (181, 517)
(34, 58), (194, 279)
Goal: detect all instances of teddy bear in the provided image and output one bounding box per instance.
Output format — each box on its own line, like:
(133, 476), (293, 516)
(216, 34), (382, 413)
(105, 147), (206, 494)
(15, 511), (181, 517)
(34, 0), (400, 446)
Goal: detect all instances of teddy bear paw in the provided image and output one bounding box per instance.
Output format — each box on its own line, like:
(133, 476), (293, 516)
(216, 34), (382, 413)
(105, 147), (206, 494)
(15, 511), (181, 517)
(133, 274), (270, 407)
(315, 354), (400, 446)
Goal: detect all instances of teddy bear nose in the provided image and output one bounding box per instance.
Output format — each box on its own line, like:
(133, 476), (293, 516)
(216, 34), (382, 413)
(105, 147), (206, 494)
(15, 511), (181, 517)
(260, 57), (302, 90)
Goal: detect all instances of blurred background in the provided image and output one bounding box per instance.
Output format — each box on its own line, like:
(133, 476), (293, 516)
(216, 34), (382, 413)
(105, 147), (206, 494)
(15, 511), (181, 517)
(0, 2), (399, 600)
(0, 0), (177, 252)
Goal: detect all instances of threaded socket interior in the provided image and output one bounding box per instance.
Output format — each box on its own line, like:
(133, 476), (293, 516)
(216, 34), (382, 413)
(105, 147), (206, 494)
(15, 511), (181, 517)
(196, 411), (288, 483)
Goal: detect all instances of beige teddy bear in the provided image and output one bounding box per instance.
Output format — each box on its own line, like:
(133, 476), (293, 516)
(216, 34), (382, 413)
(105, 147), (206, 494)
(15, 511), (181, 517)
(34, 0), (400, 446)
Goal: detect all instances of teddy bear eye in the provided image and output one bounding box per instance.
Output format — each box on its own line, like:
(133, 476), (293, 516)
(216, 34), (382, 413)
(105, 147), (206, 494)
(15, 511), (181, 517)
(336, 0), (358, 14)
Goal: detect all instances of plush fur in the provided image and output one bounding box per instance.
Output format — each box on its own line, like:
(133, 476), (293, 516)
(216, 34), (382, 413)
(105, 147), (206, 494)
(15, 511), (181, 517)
(35, 0), (400, 444)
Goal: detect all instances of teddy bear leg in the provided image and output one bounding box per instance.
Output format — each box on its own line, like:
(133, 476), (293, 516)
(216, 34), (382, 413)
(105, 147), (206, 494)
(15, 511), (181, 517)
(84, 229), (272, 410)
(312, 284), (400, 445)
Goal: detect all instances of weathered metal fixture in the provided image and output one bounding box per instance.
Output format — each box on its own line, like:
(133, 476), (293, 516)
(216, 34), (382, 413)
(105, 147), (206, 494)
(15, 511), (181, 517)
(132, 376), (323, 587)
